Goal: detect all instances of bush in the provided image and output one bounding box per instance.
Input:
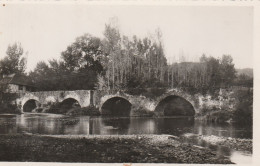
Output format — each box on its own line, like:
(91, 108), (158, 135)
(32, 107), (43, 113)
(66, 106), (100, 116)
(0, 103), (21, 114)
(209, 110), (232, 122)
(232, 89), (253, 124)
(0, 92), (20, 114)
(43, 102), (63, 114)
(131, 105), (154, 117)
(198, 110), (232, 123)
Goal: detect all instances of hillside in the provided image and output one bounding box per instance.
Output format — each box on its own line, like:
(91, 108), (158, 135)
(236, 68), (253, 78)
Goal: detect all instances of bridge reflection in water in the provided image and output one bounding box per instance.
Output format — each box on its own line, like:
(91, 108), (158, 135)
(0, 113), (252, 164)
(0, 114), (252, 139)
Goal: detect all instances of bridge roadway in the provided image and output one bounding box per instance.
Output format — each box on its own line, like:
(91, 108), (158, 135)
(15, 89), (198, 115)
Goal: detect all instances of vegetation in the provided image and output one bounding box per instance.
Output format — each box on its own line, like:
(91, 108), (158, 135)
(0, 43), (26, 114)
(232, 89), (253, 124)
(200, 110), (233, 123)
(0, 18), (253, 123)
(66, 106), (100, 116)
(26, 19), (247, 92)
(0, 92), (20, 114)
(0, 43), (27, 77)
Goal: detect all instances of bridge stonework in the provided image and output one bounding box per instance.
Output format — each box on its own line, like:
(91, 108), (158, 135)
(17, 90), (92, 111)
(16, 89), (200, 114)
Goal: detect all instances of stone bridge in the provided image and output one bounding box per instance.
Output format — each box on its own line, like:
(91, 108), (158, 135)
(16, 89), (201, 116)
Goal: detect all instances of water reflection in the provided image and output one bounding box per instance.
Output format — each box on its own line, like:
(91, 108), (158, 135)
(0, 113), (252, 139)
(0, 113), (252, 164)
(193, 121), (252, 139)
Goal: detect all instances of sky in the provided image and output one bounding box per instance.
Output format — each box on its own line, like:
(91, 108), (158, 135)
(0, 4), (253, 72)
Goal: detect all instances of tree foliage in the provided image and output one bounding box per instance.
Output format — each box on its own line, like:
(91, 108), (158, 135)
(0, 42), (27, 77)
(27, 19), (241, 92)
(100, 21), (167, 89)
(61, 34), (105, 73)
(29, 34), (105, 90)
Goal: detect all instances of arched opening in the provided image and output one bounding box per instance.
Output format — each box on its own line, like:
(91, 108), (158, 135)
(60, 98), (81, 113)
(101, 97), (132, 116)
(23, 99), (40, 112)
(155, 95), (195, 116)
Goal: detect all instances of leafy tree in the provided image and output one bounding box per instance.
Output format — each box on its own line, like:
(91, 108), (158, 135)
(0, 42), (27, 77)
(233, 73), (253, 87)
(30, 34), (106, 91)
(102, 19), (121, 89)
(206, 56), (222, 87)
(61, 34), (105, 73)
(101, 20), (168, 90)
(220, 55), (236, 86)
(0, 42), (26, 113)
(31, 61), (50, 77)
(28, 18), (239, 92)
(29, 61), (52, 90)
(233, 89), (253, 124)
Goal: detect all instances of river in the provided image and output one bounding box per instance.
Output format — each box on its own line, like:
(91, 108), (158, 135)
(0, 113), (252, 164)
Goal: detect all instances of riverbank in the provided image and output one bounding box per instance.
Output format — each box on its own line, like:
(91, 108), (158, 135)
(182, 133), (252, 153)
(0, 134), (235, 163)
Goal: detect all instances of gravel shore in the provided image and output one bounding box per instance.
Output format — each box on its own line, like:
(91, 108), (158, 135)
(0, 133), (236, 163)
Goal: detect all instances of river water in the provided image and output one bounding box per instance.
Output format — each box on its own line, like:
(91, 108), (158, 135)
(0, 113), (252, 164)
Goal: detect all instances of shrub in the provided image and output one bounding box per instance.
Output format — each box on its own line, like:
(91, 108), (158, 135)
(0, 92), (20, 114)
(0, 103), (21, 114)
(232, 89), (253, 124)
(66, 106), (100, 116)
(131, 105), (154, 117)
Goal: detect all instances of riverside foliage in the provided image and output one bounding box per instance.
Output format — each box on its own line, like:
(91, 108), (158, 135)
(0, 19), (253, 123)
(24, 20), (250, 91)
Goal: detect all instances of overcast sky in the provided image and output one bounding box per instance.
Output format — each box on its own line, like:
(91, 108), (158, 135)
(0, 4), (253, 71)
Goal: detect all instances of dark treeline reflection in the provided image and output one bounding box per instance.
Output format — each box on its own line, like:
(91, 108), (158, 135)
(0, 114), (252, 139)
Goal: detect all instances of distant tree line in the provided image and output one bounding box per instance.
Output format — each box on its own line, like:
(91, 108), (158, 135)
(0, 19), (253, 92)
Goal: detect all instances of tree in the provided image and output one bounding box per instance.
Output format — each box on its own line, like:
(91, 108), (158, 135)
(61, 34), (105, 73)
(102, 18), (121, 89)
(0, 42), (27, 77)
(30, 34), (106, 91)
(220, 55), (236, 86)
(31, 61), (50, 77)
(29, 61), (52, 90)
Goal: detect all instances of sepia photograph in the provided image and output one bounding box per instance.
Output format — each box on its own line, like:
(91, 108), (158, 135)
(0, 1), (257, 165)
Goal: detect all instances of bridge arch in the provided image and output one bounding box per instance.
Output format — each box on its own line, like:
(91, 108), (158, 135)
(60, 97), (81, 108)
(61, 94), (81, 105)
(21, 95), (40, 112)
(99, 95), (132, 116)
(154, 90), (196, 116)
(22, 98), (40, 112)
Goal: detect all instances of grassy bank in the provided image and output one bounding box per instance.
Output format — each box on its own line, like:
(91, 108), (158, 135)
(0, 134), (233, 163)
